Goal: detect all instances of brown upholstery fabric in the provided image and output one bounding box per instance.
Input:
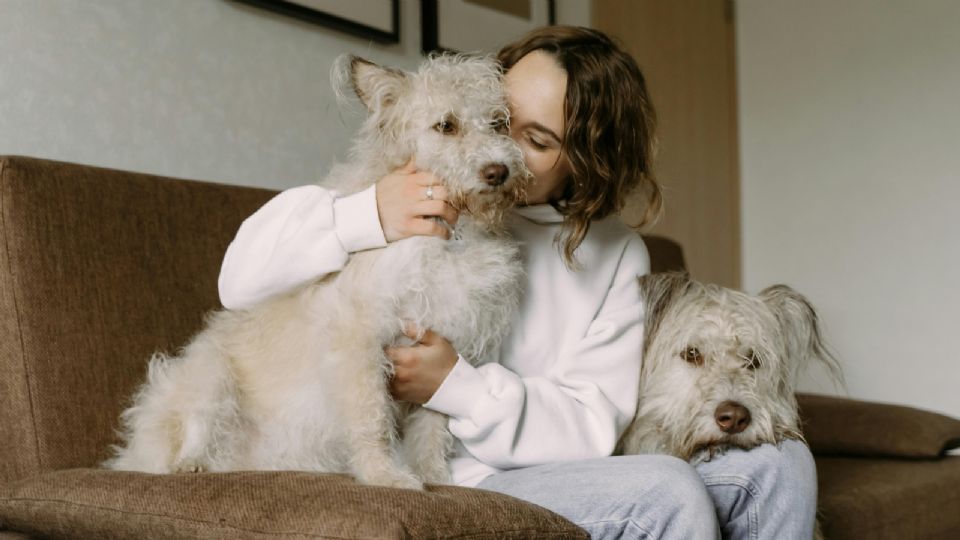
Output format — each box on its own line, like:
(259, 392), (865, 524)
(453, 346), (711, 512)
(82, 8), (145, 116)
(0, 532), (36, 539)
(641, 235), (686, 274)
(0, 469), (587, 539)
(0, 156), (275, 483)
(816, 456), (960, 540)
(798, 393), (960, 458)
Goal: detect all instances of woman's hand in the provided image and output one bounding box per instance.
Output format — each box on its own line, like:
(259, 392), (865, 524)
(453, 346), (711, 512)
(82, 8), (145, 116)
(376, 158), (459, 242)
(386, 325), (458, 404)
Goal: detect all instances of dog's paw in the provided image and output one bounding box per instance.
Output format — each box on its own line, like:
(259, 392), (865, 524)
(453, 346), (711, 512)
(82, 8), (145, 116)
(359, 468), (424, 490)
(419, 468), (451, 486)
(172, 458), (206, 474)
(411, 460), (451, 486)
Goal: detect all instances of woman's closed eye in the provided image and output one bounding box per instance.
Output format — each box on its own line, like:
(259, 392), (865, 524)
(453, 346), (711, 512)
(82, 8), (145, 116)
(526, 134), (549, 150)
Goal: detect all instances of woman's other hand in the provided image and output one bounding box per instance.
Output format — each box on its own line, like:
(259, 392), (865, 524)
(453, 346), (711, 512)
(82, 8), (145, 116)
(376, 158), (459, 242)
(386, 325), (458, 404)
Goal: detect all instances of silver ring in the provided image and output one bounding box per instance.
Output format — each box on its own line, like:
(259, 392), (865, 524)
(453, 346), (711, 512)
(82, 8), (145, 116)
(425, 186), (434, 200)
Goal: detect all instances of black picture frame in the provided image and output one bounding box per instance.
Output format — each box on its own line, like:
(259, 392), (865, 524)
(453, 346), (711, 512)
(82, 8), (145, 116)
(236, 0), (400, 44)
(422, 0), (556, 55)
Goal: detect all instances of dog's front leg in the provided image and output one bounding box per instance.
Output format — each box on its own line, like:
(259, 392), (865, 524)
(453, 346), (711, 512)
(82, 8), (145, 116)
(401, 406), (453, 485)
(330, 341), (423, 489)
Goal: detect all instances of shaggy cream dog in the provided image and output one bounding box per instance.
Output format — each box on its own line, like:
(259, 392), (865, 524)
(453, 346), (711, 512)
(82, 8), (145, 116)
(618, 271), (841, 462)
(105, 54), (530, 490)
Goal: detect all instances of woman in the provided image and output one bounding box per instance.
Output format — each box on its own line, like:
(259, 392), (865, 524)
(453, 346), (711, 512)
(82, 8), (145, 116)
(219, 26), (817, 540)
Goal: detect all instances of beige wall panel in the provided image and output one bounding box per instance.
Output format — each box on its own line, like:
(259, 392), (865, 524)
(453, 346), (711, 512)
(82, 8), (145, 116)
(595, 0), (740, 287)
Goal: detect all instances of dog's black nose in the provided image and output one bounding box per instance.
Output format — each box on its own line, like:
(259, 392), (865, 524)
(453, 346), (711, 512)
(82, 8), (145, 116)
(715, 401), (751, 434)
(481, 163), (509, 186)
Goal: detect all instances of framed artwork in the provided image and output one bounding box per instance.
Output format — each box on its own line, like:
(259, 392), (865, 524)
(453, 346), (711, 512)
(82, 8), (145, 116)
(236, 0), (400, 44)
(422, 0), (556, 55)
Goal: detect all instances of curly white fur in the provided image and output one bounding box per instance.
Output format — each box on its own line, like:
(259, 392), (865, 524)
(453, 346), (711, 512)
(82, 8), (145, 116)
(618, 272), (842, 463)
(105, 54), (531, 490)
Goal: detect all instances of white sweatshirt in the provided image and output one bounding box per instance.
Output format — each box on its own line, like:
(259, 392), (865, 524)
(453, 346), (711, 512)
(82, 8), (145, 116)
(219, 185), (649, 487)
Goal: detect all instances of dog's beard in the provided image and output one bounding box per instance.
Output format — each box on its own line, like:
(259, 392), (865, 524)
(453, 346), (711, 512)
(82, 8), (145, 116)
(680, 435), (758, 463)
(670, 414), (801, 462)
(448, 177), (528, 233)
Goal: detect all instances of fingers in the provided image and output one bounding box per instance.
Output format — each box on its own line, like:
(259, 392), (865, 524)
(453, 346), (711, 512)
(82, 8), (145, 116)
(414, 200), (459, 226)
(390, 160), (445, 197)
(385, 346), (415, 398)
(408, 218), (450, 239)
(410, 178), (449, 202)
(385, 344), (416, 364)
(385, 327), (456, 404)
(378, 159), (455, 243)
(385, 342), (419, 393)
(412, 171), (444, 188)
(417, 328), (440, 345)
(401, 322), (421, 341)
(391, 161), (440, 189)
(394, 323), (437, 346)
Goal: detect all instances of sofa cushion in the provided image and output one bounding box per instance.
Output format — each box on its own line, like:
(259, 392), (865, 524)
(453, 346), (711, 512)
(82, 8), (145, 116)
(816, 456), (960, 540)
(798, 393), (960, 458)
(0, 469), (587, 539)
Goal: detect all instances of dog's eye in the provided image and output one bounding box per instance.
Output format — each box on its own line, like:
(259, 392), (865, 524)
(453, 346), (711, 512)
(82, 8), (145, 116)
(433, 118), (459, 135)
(744, 350), (762, 370)
(680, 347), (704, 366)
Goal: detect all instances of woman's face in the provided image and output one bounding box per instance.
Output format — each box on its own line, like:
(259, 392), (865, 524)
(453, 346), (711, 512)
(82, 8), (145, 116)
(504, 50), (572, 205)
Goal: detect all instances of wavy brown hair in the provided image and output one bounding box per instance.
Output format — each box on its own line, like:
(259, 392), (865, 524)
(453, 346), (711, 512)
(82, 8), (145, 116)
(498, 26), (662, 268)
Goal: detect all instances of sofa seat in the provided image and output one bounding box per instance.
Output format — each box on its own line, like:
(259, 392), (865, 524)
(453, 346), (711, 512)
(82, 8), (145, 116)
(816, 456), (960, 540)
(0, 469), (586, 539)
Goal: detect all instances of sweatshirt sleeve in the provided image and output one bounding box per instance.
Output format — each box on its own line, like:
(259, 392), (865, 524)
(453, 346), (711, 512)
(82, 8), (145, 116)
(218, 184), (387, 310)
(423, 235), (650, 469)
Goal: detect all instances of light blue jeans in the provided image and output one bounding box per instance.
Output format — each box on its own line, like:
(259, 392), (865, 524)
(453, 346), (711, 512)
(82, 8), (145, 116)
(476, 440), (817, 539)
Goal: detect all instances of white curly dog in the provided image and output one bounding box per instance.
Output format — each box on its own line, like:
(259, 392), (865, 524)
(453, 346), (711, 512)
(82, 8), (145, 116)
(618, 271), (841, 462)
(105, 54), (530, 490)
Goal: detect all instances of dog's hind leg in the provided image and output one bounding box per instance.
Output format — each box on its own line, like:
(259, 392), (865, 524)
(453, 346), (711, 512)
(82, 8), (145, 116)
(167, 338), (246, 473)
(106, 338), (244, 473)
(105, 353), (184, 472)
(400, 406), (453, 485)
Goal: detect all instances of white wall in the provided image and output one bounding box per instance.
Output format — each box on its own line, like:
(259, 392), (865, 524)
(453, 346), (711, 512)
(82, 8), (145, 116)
(738, 0), (960, 417)
(0, 0), (589, 189)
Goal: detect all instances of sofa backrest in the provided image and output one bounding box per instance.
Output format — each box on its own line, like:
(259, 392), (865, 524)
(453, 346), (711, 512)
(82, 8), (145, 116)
(0, 156), (274, 483)
(0, 155), (687, 484)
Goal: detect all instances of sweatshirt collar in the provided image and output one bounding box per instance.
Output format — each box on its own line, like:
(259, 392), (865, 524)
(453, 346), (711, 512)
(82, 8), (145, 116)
(513, 204), (565, 224)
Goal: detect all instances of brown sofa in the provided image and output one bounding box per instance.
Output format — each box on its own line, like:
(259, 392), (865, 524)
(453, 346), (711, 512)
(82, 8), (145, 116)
(1, 155), (958, 539)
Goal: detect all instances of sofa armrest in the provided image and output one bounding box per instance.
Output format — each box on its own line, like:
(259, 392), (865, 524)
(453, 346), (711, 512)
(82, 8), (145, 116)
(798, 393), (960, 458)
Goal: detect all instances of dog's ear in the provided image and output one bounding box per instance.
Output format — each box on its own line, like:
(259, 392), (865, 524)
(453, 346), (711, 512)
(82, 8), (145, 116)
(343, 55), (409, 112)
(638, 271), (691, 355)
(758, 285), (844, 386)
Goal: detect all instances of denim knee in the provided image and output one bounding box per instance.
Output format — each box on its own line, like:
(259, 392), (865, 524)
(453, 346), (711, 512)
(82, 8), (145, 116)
(769, 440), (818, 511)
(698, 440), (815, 498)
(696, 440), (818, 539)
(639, 455), (720, 540)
